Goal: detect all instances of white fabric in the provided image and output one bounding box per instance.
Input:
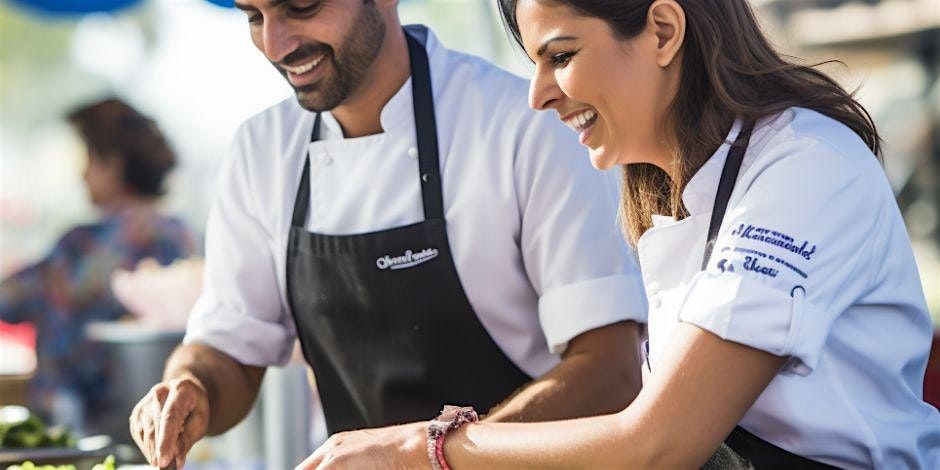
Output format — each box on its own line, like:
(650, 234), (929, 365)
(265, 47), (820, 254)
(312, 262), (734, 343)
(638, 108), (940, 468)
(184, 27), (646, 379)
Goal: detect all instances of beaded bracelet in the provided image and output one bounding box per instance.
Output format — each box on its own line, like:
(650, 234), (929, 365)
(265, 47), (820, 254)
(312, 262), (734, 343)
(427, 405), (479, 470)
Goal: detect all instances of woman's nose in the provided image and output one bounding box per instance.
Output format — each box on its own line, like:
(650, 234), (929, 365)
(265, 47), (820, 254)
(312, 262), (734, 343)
(528, 68), (562, 111)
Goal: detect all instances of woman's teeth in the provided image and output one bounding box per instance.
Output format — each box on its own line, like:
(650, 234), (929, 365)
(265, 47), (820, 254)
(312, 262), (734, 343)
(284, 56), (324, 75)
(565, 109), (597, 132)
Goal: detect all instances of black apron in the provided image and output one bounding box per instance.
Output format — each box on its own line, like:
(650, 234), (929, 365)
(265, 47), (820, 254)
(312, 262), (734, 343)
(699, 121), (840, 469)
(285, 25), (531, 434)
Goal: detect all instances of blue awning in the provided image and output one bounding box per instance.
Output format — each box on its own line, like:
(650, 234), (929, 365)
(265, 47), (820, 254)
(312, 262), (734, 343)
(7, 0), (233, 16)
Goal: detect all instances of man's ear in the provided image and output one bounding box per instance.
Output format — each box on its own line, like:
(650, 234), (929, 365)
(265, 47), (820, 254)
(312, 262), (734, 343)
(647, 0), (686, 68)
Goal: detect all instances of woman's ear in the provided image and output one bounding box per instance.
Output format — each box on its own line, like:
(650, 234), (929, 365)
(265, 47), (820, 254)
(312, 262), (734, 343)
(648, 0), (686, 68)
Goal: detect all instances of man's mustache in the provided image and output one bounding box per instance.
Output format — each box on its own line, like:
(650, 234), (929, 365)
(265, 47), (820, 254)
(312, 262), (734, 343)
(274, 43), (333, 71)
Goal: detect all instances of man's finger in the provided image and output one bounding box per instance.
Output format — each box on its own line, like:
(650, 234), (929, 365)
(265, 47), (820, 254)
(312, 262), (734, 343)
(156, 387), (195, 468)
(143, 386), (169, 465)
(130, 401), (147, 464)
(175, 434), (187, 470)
(171, 412), (201, 470)
(145, 418), (160, 465)
(154, 384), (170, 405)
(175, 411), (206, 469)
(147, 393), (165, 466)
(129, 403), (144, 454)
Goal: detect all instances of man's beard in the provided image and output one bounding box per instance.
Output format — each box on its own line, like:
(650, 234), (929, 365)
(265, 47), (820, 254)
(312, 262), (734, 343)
(274, 4), (386, 112)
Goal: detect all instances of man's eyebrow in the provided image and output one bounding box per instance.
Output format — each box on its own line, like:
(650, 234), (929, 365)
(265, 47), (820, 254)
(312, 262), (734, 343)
(536, 36), (577, 57)
(234, 0), (290, 11)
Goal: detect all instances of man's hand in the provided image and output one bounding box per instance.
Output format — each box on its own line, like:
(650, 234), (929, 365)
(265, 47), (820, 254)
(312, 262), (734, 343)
(129, 375), (211, 469)
(295, 421), (428, 470)
(128, 343), (265, 468)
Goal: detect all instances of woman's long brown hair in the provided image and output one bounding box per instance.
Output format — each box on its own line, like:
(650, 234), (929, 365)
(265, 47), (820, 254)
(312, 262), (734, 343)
(498, 0), (882, 245)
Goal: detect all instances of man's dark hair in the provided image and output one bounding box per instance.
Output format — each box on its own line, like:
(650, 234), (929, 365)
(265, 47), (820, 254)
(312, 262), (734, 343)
(68, 97), (177, 198)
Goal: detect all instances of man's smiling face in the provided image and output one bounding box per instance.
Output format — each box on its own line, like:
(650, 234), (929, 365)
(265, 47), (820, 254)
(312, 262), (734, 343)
(235, 0), (386, 111)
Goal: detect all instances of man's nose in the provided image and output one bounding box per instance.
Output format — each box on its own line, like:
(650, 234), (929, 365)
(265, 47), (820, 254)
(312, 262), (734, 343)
(262, 18), (299, 64)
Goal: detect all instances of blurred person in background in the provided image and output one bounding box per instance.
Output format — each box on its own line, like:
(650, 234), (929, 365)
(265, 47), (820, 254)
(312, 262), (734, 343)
(0, 97), (196, 434)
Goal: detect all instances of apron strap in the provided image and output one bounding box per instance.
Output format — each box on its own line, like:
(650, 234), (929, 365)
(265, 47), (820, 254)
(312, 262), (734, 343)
(290, 28), (444, 229)
(406, 29), (446, 221)
(720, 426), (841, 469)
(701, 120), (755, 270)
(291, 113), (322, 228)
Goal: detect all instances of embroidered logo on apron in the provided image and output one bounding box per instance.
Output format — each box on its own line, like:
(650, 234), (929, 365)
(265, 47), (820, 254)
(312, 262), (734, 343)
(375, 248), (439, 270)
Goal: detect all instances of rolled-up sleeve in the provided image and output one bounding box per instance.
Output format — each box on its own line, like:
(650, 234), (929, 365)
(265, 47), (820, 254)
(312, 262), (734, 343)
(678, 137), (878, 375)
(515, 113), (647, 354)
(539, 273), (647, 354)
(183, 125), (296, 367)
(678, 273), (837, 375)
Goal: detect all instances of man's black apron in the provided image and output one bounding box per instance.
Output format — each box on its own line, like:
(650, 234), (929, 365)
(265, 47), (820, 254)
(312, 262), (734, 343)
(699, 121), (840, 469)
(285, 26), (531, 434)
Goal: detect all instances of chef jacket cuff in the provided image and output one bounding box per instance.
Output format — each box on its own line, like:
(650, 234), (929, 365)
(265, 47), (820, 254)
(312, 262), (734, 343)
(183, 299), (295, 367)
(538, 273), (648, 355)
(677, 273), (837, 376)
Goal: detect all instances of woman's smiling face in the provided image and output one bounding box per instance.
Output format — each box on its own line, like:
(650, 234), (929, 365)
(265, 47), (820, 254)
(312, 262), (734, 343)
(516, 0), (681, 171)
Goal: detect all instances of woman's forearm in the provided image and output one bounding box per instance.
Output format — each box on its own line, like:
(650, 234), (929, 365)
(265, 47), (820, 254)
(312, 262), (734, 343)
(443, 412), (653, 469)
(441, 324), (785, 469)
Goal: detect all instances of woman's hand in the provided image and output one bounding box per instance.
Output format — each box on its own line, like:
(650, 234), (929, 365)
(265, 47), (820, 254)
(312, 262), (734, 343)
(295, 421), (429, 470)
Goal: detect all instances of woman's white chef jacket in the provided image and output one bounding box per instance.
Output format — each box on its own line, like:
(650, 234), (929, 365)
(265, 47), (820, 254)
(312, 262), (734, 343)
(639, 107), (940, 468)
(183, 28), (647, 379)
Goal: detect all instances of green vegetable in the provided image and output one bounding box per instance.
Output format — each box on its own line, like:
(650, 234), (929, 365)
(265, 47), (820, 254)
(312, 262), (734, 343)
(4, 462), (76, 470)
(42, 426), (75, 448)
(0, 413), (73, 449)
(90, 455), (115, 470)
(4, 454), (113, 470)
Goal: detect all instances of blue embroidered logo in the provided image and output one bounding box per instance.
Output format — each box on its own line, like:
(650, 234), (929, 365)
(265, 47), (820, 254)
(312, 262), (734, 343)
(717, 259), (734, 273)
(729, 247), (807, 278)
(743, 256), (778, 277)
(730, 224), (816, 260)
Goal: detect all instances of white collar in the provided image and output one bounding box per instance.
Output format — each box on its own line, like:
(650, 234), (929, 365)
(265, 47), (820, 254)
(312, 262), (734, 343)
(680, 118), (745, 215)
(318, 26), (442, 140)
(680, 109), (795, 215)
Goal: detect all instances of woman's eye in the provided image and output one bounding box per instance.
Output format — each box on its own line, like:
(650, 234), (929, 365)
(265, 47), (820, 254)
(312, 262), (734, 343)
(550, 51), (576, 67)
(247, 13), (262, 25)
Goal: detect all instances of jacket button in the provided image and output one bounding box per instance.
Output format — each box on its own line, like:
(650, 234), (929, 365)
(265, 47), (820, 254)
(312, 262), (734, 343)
(651, 296), (662, 309)
(408, 147), (419, 158)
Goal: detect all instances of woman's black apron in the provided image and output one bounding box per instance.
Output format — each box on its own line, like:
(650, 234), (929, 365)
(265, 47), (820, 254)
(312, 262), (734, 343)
(699, 121), (840, 469)
(285, 25), (531, 435)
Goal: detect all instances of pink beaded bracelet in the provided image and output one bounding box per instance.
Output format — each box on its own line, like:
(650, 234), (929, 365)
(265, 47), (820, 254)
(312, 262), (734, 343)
(427, 405), (479, 470)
